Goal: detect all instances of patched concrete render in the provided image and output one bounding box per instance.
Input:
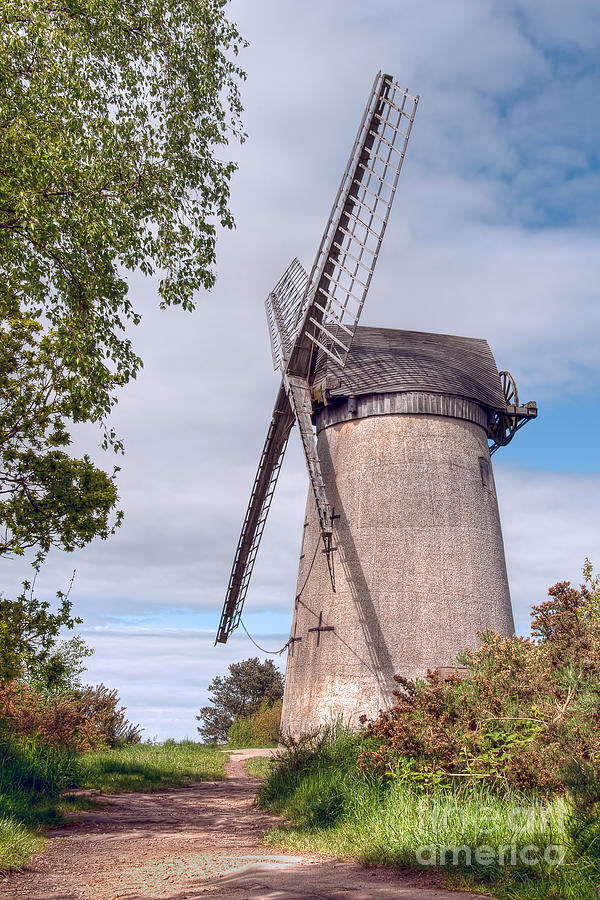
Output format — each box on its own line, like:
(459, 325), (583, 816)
(280, 410), (514, 738)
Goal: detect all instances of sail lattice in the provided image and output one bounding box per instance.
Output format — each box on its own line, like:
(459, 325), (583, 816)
(302, 73), (418, 370)
(265, 259), (309, 371)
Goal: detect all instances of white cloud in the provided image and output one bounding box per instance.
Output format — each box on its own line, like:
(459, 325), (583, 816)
(372, 224), (600, 399)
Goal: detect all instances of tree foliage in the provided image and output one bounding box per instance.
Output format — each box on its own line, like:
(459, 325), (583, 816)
(0, 303), (121, 565)
(0, 576), (84, 683)
(1, 0), (245, 427)
(197, 657), (284, 743)
(0, 0), (245, 568)
(26, 634), (94, 698)
(359, 562), (600, 794)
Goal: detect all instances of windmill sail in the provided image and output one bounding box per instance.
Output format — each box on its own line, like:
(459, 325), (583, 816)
(265, 259), (309, 371)
(216, 384), (295, 644)
(289, 73), (419, 377)
(283, 373), (332, 539)
(217, 72), (418, 644)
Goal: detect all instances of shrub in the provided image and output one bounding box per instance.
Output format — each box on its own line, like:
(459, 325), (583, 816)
(74, 684), (142, 748)
(227, 699), (282, 748)
(227, 716), (254, 748)
(359, 565), (600, 794)
(249, 699), (282, 745)
(0, 680), (141, 751)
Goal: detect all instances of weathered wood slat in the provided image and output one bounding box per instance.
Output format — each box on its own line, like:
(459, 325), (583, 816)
(314, 326), (507, 412)
(315, 390), (489, 433)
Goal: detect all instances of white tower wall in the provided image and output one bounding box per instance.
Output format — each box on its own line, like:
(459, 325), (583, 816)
(280, 407), (514, 738)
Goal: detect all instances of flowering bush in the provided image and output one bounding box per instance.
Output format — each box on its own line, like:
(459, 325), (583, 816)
(359, 564), (600, 794)
(0, 680), (140, 751)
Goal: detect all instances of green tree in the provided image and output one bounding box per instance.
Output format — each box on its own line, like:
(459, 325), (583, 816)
(26, 634), (94, 697)
(197, 658), (284, 743)
(0, 0), (245, 566)
(0, 0), (245, 710)
(0, 303), (121, 566)
(0, 576), (86, 684)
(1, 0), (245, 429)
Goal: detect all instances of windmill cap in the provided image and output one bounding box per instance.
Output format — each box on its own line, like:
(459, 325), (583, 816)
(313, 325), (507, 411)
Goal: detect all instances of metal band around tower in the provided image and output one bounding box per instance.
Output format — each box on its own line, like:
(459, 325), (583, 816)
(315, 391), (489, 433)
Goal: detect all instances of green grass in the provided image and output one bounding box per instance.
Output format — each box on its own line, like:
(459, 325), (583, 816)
(245, 755), (272, 778)
(0, 738), (79, 826)
(0, 816), (43, 874)
(0, 737), (79, 873)
(77, 740), (225, 792)
(257, 730), (600, 900)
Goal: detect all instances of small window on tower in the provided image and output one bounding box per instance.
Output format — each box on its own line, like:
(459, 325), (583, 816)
(479, 457), (494, 494)
(299, 518), (309, 559)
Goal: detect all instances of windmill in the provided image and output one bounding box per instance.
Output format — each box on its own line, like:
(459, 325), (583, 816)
(217, 73), (537, 736)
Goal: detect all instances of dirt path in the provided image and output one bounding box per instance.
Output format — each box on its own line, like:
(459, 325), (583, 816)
(0, 749), (487, 899)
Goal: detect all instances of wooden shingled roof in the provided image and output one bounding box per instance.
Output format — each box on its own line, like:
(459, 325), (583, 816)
(313, 326), (506, 411)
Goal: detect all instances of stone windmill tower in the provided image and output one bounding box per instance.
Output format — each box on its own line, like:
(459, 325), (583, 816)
(216, 73), (537, 736)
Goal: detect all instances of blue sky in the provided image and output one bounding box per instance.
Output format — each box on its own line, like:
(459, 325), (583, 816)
(7, 0), (600, 740)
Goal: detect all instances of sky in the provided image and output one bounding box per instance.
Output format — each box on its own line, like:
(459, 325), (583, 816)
(7, 0), (600, 740)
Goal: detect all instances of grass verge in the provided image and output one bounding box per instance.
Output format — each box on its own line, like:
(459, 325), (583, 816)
(0, 737), (79, 873)
(77, 740), (225, 792)
(257, 730), (600, 900)
(245, 755), (272, 779)
(0, 817), (43, 874)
